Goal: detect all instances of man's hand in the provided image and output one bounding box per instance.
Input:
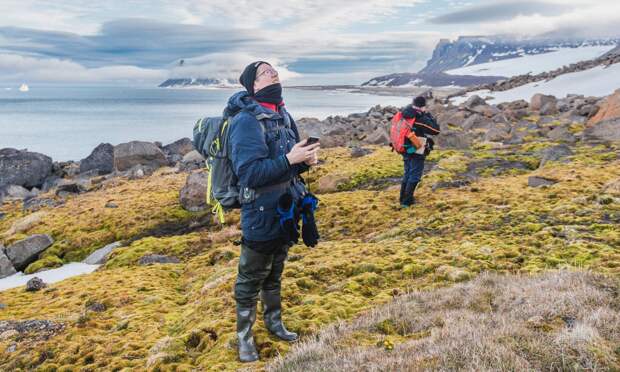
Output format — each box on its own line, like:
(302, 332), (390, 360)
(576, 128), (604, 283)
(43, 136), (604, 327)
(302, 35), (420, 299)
(286, 139), (320, 165)
(304, 149), (319, 166)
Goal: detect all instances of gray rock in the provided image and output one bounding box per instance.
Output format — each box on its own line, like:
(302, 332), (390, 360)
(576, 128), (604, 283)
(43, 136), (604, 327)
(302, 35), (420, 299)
(179, 171), (208, 212)
(2, 185), (37, 201)
(540, 101), (558, 116)
(82, 241), (122, 265)
(365, 127), (390, 145)
(539, 144), (574, 168)
(436, 131), (472, 149)
(528, 176), (557, 187)
(5, 234), (54, 271)
(530, 94), (557, 111)
(463, 95), (486, 109)
(126, 164), (155, 180)
(23, 197), (61, 212)
(577, 104), (598, 117)
(462, 114), (492, 131)
(138, 254), (180, 265)
(80, 143), (114, 175)
(182, 150), (204, 163)
(0, 149), (53, 188)
(547, 125), (576, 143)
(163, 138), (194, 157)
(113, 141), (168, 172)
(350, 147), (373, 158)
(484, 123), (511, 142)
(55, 180), (87, 195)
(25, 277), (47, 292)
(583, 118), (620, 142)
(86, 302), (107, 312)
(0, 248), (17, 279)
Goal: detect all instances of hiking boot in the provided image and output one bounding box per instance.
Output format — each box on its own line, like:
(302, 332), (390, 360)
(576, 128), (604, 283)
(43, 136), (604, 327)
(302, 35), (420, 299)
(261, 288), (298, 342)
(236, 305), (259, 362)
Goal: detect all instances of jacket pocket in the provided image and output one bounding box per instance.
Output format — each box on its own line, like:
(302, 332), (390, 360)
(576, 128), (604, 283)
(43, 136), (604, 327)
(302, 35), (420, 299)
(242, 204), (278, 234)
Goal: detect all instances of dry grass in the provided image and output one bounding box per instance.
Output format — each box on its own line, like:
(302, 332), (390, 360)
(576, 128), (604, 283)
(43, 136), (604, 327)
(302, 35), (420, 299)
(268, 270), (620, 371)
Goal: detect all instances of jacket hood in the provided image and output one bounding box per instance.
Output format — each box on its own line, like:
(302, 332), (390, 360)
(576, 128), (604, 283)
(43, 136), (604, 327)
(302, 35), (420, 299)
(223, 91), (282, 120)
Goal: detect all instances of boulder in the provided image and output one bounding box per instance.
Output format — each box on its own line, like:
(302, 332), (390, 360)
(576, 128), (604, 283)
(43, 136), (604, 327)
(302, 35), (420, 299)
(588, 89), (620, 126)
(178, 150), (205, 172)
(179, 171), (208, 212)
(0, 248), (17, 279)
(528, 176), (557, 188)
(126, 164), (155, 180)
(436, 131), (472, 149)
(5, 234), (54, 271)
(471, 104), (500, 118)
(547, 125), (576, 143)
(82, 241), (122, 265)
(317, 174), (349, 193)
(0, 149), (53, 188)
(365, 127), (390, 145)
(483, 123), (511, 142)
(55, 180), (88, 196)
(462, 114), (492, 131)
(113, 141), (168, 171)
(539, 144), (574, 168)
(162, 138), (194, 157)
(25, 277), (46, 292)
(79, 143), (114, 175)
(138, 254), (181, 265)
(583, 118), (620, 142)
(462, 95), (486, 109)
(23, 197), (62, 212)
(182, 150), (204, 163)
(540, 101), (558, 116)
(602, 177), (620, 196)
(530, 94), (557, 111)
(2, 211), (47, 238)
(350, 146), (373, 158)
(1, 185), (37, 201)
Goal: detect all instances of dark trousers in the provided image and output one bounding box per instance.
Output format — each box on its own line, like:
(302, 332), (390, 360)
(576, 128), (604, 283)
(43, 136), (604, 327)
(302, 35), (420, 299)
(400, 154), (425, 205)
(235, 244), (288, 308)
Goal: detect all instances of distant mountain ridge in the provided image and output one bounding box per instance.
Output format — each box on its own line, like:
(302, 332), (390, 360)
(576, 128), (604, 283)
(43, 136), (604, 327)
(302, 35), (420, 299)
(363, 36), (618, 88)
(420, 36), (618, 74)
(158, 78), (238, 88)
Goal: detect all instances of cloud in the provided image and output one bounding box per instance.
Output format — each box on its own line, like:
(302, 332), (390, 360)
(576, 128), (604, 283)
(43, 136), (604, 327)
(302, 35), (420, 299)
(430, 0), (620, 38)
(431, 1), (575, 24)
(0, 53), (166, 84)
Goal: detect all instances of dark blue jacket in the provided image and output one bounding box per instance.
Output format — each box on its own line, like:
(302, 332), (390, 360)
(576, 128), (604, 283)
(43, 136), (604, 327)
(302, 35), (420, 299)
(226, 91), (308, 242)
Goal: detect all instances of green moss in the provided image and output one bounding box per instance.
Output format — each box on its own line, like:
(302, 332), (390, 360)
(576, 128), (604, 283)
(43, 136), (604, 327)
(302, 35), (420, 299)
(24, 255), (63, 274)
(104, 233), (202, 268)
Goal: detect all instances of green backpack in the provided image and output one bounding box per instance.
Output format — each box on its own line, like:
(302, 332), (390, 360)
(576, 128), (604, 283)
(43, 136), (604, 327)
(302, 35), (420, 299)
(193, 116), (239, 223)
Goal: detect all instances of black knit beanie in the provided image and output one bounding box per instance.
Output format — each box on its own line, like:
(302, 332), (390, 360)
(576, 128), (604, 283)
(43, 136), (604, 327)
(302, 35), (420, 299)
(239, 61), (270, 96)
(413, 96), (427, 108)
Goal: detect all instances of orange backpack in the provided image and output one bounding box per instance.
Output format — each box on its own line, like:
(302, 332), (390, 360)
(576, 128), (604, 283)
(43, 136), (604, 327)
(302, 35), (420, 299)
(390, 111), (422, 154)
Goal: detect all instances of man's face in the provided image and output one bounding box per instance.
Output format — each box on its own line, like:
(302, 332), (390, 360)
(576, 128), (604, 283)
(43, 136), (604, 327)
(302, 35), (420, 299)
(254, 63), (280, 93)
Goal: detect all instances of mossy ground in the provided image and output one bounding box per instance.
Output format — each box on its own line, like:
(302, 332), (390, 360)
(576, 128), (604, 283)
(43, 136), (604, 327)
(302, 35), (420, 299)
(0, 141), (618, 371)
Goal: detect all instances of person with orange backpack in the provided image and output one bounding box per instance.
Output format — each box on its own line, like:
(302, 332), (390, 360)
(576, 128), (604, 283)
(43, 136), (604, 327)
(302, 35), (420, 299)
(390, 96), (440, 208)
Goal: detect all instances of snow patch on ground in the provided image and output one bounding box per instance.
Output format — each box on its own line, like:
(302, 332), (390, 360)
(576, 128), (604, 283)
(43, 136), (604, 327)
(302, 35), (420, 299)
(0, 263), (100, 291)
(446, 45), (616, 77)
(452, 63), (620, 105)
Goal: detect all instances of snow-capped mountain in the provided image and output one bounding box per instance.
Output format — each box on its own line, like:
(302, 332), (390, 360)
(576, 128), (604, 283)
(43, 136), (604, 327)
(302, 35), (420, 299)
(420, 36), (617, 74)
(158, 77), (239, 88)
(363, 36), (618, 88)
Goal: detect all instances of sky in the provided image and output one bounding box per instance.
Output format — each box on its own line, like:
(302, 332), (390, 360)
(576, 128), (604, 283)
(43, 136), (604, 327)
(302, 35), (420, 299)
(0, 0), (619, 86)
